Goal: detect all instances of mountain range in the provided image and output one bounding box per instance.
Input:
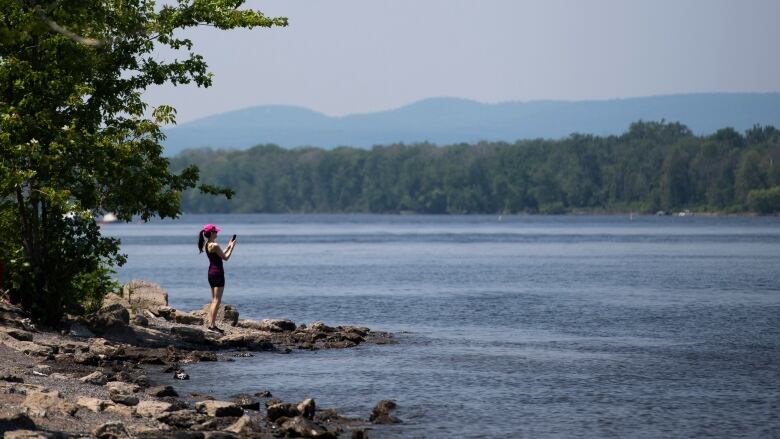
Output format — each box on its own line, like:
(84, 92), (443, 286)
(162, 93), (780, 155)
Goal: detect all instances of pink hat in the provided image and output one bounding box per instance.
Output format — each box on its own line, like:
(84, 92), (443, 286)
(202, 224), (221, 234)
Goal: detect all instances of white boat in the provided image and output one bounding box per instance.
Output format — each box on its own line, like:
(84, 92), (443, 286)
(98, 212), (118, 223)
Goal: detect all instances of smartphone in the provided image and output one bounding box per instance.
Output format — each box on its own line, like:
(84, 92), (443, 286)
(232, 234), (237, 242)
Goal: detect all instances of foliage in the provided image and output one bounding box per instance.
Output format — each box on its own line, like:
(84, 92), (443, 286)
(747, 187), (780, 214)
(171, 122), (780, 215)
(0, 0), (286, 324)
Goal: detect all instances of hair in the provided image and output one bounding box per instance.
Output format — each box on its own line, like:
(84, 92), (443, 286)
(198, 230), (213, 253)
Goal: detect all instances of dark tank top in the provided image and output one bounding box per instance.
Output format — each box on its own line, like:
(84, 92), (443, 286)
(207, 247), (224, 276)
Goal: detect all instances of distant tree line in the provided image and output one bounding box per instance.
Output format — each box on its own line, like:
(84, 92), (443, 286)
(170, 121), (780, 214)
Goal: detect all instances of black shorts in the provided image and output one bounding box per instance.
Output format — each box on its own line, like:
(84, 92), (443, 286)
(208, 273), (225, 288)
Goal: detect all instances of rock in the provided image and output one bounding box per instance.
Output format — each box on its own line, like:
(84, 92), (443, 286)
(33, 365), (52, 375)
(159, 396), (189, 412)
(265, 398), (284, 408)
(218, 334), (273, 351)
(88, 338), (123, 357)
(22, 389), (74, 417)
(341, 326), (370, 337)
(106, 381), (140, 394)
(95, 303), (131, 326)
(254, 390), (272, 398)
(341, 332), (364, 344)
(266, 402), (298, 422)
(133, 314), (149, 327)
(369, 400), (400, 424)
(185, 351), (218, 362)
(224, 415), (258, 434)
(109, 393), (139, 406)
(237, 318), (296, 332)
(297, 398), (316, 419)
(79, 370), (107, 385)
(135, 431), (205, 439)
(77, 397), (113, 412)
(188, 392), (215, 401)
(136, 400), (173, 417)
(195, 400), (244, 417)
(93, 421), (130, 438)
(199, 303), (239, 326)
(174, 370), (190, 380)
(157, 410), (208, 429)
(105, 404), (135, 418)
(16, 342), (53, 357)
(0, 412), (36, 432)
(48, 373), (69, 380)
(1, 327), (34, 341)
(229, 394), (260, 410)
(122, 280), (169, 315)
(1, 374), (24, 383)
(4, 430), (57, 439)
(280, 416), (336, 439)
(68, 321), (96, 338)
(148, 385), (178, 397)
(351, 429), (369, 439)
(73, 352), (98, 365)
(101, 292), (132, 313)
(173, 312), (205, 326)
(156, 306), (176, 320)
(309, 321), (336, 333)
(170, 326), (206, 344)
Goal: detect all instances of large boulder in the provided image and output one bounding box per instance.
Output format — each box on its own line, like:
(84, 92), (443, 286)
(237, 319), (296, 332)
(147, 385), (178, 397)
(86, 304), (136, 343)
(225, 415), (259, 435)
(198, 303), (239, 326)
(136, 400), (173, 417)
(217, 334), (273, 351)
(93, 303), (130, 326)
(297, 398), (316, 419)
(369, 400), (400, 424)
(0, 327), (33, 342)
(122, 280), (169, 315)
(93, 421), (131, 439)
(173, 312), (205, 326)
(170, 327), (206, 344)
(266, 402), (298, 422)
(22, 389), (77, 417)
(280, 416), (336, 439)
(79, 371), (107, 385)
(229, 394), (260, 411)
(0, 413), (36, 433)
(76, 397), (113, 413)
(195, 400), (243, 417)
(106, 381), (140, 394)
(101, 293), (132, 312)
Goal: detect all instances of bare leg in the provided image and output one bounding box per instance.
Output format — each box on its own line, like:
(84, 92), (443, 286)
(209, 286), (224, 328)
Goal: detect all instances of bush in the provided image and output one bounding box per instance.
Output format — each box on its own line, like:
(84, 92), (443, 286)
(747, 187), (780, 214)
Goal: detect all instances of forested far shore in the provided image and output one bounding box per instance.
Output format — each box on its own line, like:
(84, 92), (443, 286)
(170, 121), (780, 215)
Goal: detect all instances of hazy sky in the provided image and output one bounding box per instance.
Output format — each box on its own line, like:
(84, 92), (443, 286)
(144, 0), (780, 123)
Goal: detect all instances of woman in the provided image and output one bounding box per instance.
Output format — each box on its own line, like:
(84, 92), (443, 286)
(197, 223), (236, 334)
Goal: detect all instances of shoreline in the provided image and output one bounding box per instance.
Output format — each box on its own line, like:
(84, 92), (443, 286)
(164, 210), (772, 218)
(0, 280), (399, 438)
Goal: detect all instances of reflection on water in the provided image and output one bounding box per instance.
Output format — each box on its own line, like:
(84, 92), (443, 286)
(111, 215), (780, 438)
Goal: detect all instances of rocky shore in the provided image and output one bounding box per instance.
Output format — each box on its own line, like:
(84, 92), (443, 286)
(0, 280), (399, 438)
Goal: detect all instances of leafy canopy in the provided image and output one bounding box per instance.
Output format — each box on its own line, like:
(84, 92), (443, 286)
(0, 0), (286, 324)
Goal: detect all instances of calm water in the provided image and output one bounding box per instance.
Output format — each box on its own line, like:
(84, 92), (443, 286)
(108, 214), (780, 438)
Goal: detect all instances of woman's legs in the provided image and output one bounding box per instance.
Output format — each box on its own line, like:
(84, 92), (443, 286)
(209, 286), (224, 328)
